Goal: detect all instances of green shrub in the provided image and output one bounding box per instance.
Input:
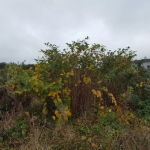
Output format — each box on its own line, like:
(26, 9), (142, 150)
(2, 37), (150, 123)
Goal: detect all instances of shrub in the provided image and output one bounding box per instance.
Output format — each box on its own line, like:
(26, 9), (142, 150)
(1, 37), (150, 123)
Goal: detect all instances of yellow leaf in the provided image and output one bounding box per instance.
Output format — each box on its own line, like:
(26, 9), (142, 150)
(108, 109), (112, 112)
(121, 93), (126, 98)
(52, 116), (56, 120)
(63, 115), (68, 121)
(50, 81), (56, 86)
(55, 110), (60, 118)
(140, 82), (143, 87)
(75, 84), (78, 87)
(103, 86), (108, 92)
(11, 84), (15, 90)
(44, 102), (47, 106)
(100, 106), (104, 110)
(133, 70), (139, 74)
(22, 131), (25, 135)
(107, 93), (117, 106)
(48, 90), (60, 97)
(63, 88), (71, 96)
(112, 98), (117, 106)
(25, 111), (30, 116)
(33, 87), (39, 93)
(42, 109), (47, 115)
(57, 96), (62, 103)
(130, 113), (134, 118)
(92, 89), (97, 95)
(42, 103), (47, 115)
(97, 90), (102, 98)
(15, 91), (23, 94)
(66, 110), (72, 117)
(83, 76), (91, 84)
(108, 93), (113, 97)
(70, 69), (74, 76)
(97, 80), (101, 84)
(65, 106), (69, 110)
(89, 64), (94, 69)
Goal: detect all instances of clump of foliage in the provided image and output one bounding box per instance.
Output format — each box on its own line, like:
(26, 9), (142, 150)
(2, 37), (150, 121)
(0, 37), (150, 149)
(2, 117), (29, 140)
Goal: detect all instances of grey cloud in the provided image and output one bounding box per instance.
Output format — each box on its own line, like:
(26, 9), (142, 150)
(0, 0), (150, 63)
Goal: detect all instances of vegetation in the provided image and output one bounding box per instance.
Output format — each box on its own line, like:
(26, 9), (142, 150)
(0, 37), (150, 150)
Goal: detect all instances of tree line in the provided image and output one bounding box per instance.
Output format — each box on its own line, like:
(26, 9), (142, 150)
(0, 62), (35, 70)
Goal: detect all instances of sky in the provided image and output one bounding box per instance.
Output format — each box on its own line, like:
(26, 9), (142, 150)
(0, 0), (150, 64)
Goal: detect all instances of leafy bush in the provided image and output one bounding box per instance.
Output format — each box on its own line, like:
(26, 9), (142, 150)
(1, 37), (149, 123)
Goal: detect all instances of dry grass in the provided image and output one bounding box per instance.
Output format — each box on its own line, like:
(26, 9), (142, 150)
(19, 127), (51, 150)
(0, 112), (15, 131)
(114, 126), (150, 150)
(0, 112), (150, 150)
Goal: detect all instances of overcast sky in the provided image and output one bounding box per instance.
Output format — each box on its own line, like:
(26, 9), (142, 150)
(0, 0), (150, 64)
